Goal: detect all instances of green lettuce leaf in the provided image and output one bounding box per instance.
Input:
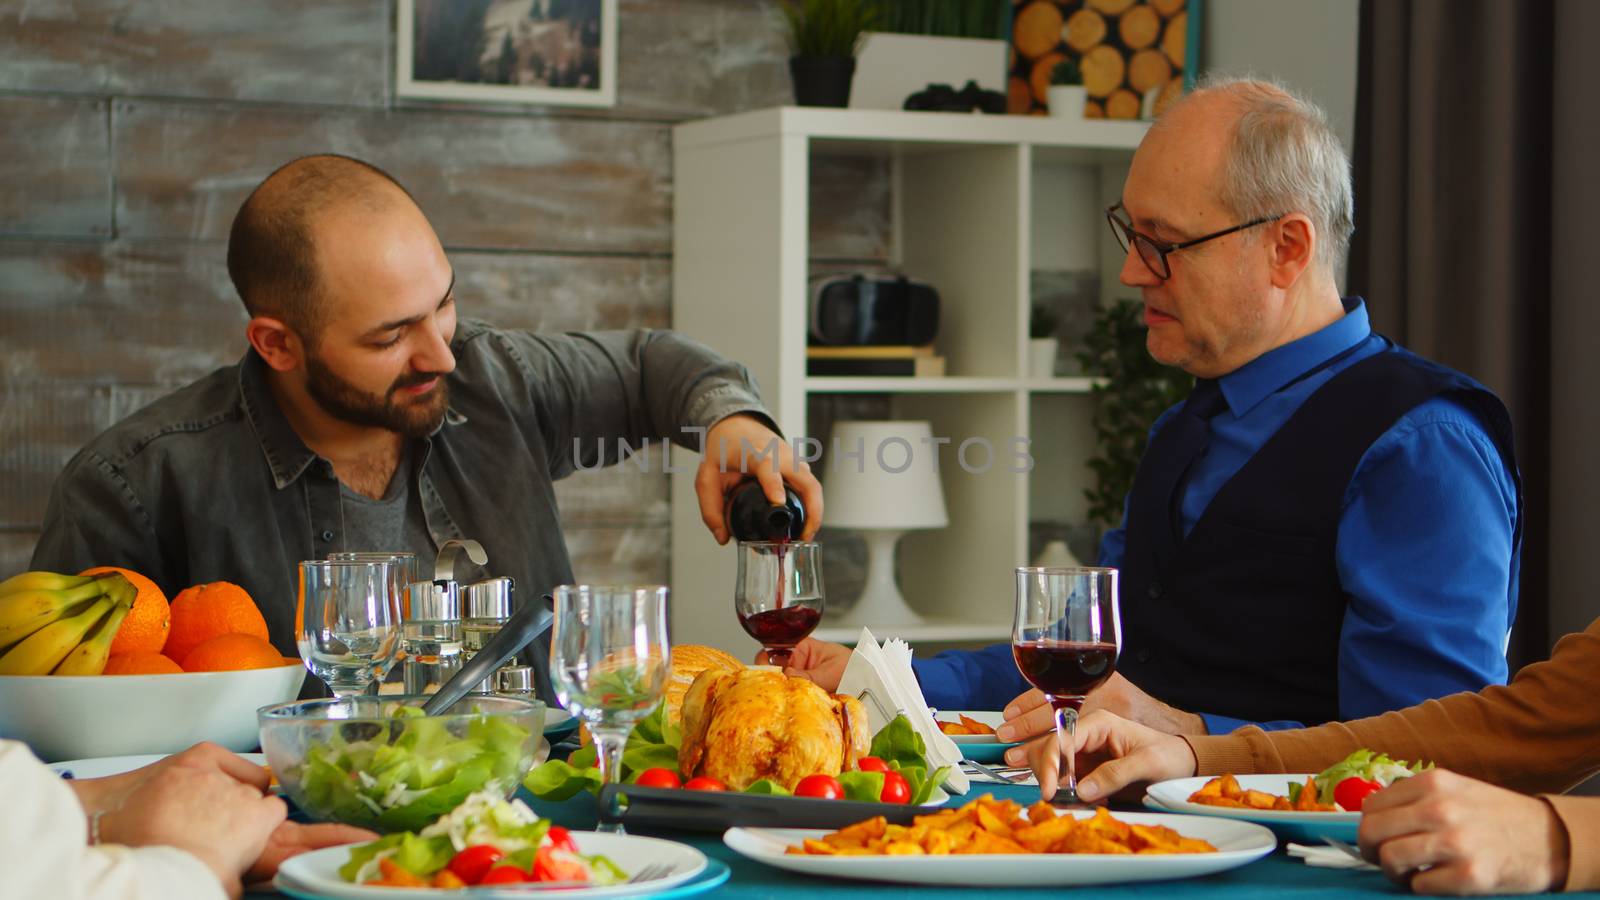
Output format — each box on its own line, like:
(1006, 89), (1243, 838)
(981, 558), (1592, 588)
(337, 832), (453, 882)
(868, 714), (928, 770)
(1313, 749), (1433, 805)
(742, 779), (792, 795)
(837, 770), (885, 802)
(523, 759), (605, 801)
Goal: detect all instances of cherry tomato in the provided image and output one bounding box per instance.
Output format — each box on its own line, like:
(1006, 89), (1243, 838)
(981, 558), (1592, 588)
(1334, 776), (1384, 811)
(634, 768), (683, 789)
(446, 844), (504, 885)
(855, 756), (891, 774)
(794, 774), (845, 800)
(683, 776), (729, 791)
(545, 825), (577, 853)
(533, 846), (590, 883)
(480, 865), (530, 885)
(879, 770), (911, 804)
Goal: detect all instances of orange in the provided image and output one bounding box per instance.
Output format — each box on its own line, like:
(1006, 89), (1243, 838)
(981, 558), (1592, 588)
(166, 581), (269, 665)
(79, 566), (171, 656)
(180, 633), (285, 673)
(103, 652), (184, 675)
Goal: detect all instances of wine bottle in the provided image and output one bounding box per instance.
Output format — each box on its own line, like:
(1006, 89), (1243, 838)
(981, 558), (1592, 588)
(725, 478), (806, 542)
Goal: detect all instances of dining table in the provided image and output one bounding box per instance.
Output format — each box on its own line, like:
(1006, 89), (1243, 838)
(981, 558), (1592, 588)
(250, 772), (1600, 899)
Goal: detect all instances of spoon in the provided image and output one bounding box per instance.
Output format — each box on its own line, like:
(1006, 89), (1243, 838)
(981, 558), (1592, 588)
(420, 593), (554, 715)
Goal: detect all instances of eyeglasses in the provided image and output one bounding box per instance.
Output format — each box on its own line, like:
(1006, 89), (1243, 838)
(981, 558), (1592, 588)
(1106, 203), (1283, 281)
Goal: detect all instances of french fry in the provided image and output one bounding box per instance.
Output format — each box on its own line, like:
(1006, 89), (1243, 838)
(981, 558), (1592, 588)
(958, 714), (997, 735)
(787, 795), (1217, 857)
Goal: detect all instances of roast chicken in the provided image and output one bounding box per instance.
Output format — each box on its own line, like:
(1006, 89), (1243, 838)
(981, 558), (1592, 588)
(677, 667), (870, 791)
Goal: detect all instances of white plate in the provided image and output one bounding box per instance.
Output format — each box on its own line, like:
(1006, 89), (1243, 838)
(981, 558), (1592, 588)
(723, 809), (1275, 887)
(49, 752), (267, 780)
(276, 832), (707, 899)
(1145, 774), (1358, 843)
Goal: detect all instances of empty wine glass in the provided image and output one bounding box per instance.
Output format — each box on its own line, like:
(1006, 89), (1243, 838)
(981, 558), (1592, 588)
(734, 541), (823, 669)
(296, 559), (403, 698)
(549, 584), (670, 834)
(1011, 566), (1120, 804)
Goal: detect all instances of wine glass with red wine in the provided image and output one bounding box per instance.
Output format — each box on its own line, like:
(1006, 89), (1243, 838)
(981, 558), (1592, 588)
(1011, 566), (1120, 803)
(735, 541), (823, 668)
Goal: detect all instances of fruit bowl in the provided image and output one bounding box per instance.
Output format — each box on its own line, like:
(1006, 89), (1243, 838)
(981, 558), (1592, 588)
(0, 661), (306, 762)
(258, 694), (543, 833)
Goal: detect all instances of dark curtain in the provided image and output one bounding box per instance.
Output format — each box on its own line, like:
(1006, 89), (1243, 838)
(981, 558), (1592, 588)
(1348, 0), (1600, 672)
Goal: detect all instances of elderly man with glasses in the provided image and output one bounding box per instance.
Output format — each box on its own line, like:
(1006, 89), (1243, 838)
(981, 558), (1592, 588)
(775, 77), (1522, 743)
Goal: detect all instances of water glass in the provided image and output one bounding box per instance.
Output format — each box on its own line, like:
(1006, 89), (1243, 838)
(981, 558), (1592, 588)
(550, 584), (670, 833)
(297, 559), (403, 698)
(734, 541), (823, 669)
(1011, 566), (1120, 803)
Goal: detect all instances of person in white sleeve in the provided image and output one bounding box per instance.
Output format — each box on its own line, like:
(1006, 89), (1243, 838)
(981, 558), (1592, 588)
(0, 740), (372, 900)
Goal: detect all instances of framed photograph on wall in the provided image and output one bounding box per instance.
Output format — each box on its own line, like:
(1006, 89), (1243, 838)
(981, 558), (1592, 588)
(1008, 0), (1201, 119)
(397, 0), (618, 107)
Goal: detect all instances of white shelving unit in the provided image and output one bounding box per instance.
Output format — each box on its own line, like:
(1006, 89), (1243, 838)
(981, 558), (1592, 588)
(669, 107), (1144, 655)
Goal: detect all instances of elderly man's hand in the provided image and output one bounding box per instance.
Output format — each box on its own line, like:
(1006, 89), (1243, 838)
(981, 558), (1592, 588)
(997, 673), (1207, 750)
(756, 637), (852, 692)
(1016, 709), (1198, 802)
(696, 414), (823, 544)
(99, 762), (285, 900)
(1359, 768), (1570, 895)
(69, 741), (272, 818)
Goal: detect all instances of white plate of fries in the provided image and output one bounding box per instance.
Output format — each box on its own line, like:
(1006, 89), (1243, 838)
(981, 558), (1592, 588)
(722, 795), (1275, 886)
(933, 711), (1020, 763)
(1145, 774), (1359, 843)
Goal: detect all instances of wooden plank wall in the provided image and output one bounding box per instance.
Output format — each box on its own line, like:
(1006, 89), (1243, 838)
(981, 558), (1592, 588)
(0, 0), (890, 583)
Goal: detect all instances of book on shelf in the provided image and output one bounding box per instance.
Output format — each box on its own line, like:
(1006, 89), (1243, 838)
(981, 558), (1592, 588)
(806, 345), (946, 377)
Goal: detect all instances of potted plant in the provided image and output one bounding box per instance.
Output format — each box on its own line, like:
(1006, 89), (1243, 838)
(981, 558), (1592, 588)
(1029, 304), (1060, 378)
(779, 0), (881, 108)
(1047, 57), (1086, 120)
(1075, 299), (1193, 528)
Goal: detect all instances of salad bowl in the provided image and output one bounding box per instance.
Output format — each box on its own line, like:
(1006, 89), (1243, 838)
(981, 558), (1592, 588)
(259, 694), (542, 833)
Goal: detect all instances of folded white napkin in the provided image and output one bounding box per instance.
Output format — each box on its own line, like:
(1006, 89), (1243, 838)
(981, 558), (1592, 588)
(837, 628), (969, 795)
(1286, 842), (1378, 870)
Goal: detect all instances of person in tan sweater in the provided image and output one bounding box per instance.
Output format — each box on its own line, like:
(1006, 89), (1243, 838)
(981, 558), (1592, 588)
(1010, 618), (1600, 894)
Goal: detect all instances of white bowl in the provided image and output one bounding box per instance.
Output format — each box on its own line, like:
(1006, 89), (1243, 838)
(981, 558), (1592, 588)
(0, 662), (306, 762)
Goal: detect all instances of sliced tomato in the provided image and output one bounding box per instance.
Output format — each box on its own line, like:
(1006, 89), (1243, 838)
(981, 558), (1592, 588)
(480, 865), (530, 884)
(879, 770), (911, 804)
(533, 846), (590, 883)
(634, 767), (683, 789)
(445, 844), (504, 885)
(545, 825), (577, 853)
(683, 776), (729, 791)
(855, 756), (890, 774)
(1334, 776), (1384, 811)
(794, 774), (844, 800)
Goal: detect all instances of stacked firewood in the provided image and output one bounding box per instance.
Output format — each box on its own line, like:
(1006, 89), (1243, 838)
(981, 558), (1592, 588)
(1007, 0), (1189, 119)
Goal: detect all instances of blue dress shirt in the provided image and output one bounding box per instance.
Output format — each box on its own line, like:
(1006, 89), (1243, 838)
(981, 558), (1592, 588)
(910, 300), (1520, 732)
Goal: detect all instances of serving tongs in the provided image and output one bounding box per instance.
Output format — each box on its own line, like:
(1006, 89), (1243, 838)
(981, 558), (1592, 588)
(597, 783), (928, 832)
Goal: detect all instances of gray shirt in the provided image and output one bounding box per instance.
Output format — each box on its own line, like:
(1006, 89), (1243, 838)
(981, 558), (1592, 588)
(32, 320), (772, 684)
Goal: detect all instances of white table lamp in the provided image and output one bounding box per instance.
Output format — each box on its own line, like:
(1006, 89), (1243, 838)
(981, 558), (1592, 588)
(824, 420), (949, 626)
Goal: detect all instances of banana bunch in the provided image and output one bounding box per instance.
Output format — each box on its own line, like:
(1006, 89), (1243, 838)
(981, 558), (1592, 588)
(0, 570), (137, 676)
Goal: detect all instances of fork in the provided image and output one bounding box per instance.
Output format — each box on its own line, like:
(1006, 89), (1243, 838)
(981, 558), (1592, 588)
(1322, 836), (1375, 867)
(628, 862), (673, 884)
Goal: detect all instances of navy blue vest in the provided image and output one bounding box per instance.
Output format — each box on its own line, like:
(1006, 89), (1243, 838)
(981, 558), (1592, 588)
(1117, 346), (1521, 726)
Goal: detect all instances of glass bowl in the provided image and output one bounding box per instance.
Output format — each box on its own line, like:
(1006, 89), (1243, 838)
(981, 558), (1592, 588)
(258, 694), (543, 832)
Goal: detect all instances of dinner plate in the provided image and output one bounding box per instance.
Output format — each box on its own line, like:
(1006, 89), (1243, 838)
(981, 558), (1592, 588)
(934, 710), (1022, 764)
(723, 809), (1276, 886)
(275, 832), (708, 899)
(49, 752), (267, 780)
(1145, 774), (1358, 843)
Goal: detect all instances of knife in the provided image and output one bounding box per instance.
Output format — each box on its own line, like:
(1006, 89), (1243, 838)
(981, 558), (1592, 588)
(597, 783), (932, 832)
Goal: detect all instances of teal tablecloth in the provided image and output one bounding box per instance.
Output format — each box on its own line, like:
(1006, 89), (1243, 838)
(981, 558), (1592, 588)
(255, 782), (1600, 898)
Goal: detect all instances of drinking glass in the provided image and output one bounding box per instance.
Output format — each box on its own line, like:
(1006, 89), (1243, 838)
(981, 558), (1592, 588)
(549, 584), (670, 833)
(296, 559), (404, 698)
(734, 541), (823, 669)
(1011, 566), (1120, 803)
(329, 552), (423, 692)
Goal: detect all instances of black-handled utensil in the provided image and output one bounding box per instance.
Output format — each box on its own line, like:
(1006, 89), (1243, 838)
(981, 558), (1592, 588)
(421, 593), (554, 715)
(596, 784), (929, 832)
